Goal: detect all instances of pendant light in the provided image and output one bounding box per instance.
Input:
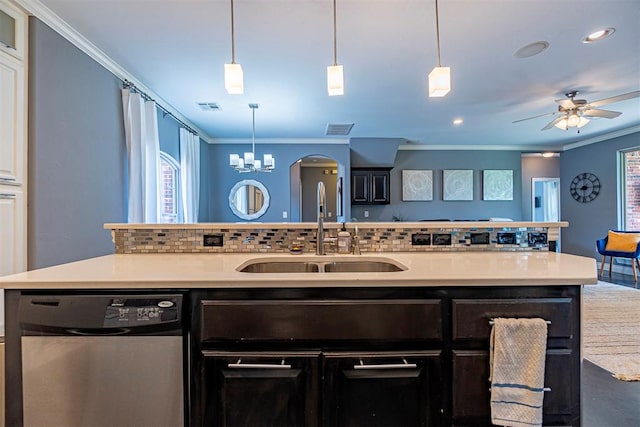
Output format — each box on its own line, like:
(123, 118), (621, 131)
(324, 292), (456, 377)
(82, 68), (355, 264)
(229, 104), (275, 173)
(225, 0), (244, 94)
(428, 0), (450, 97)
(327, 0), (344, 96)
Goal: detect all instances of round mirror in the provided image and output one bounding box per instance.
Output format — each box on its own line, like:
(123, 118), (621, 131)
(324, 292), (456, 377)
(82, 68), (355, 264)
(229, 179), (270, 220)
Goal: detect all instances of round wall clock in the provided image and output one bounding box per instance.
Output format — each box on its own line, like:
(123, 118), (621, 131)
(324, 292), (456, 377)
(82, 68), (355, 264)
(570, 172), (600, 203)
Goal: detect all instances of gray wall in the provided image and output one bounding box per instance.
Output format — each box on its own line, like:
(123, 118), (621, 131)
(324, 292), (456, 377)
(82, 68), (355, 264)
(201, 143), (350, 222)
(28, 18), (126, 269)
(561, 131), (640, 257)
(351, 150), (524, 221)
(521, 155), (561, 221)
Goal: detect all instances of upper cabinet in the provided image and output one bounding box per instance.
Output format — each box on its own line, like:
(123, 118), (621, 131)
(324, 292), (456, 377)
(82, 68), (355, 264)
(351, 168), (392, 205)
(0, 0), (27, 62)
(0, 0), (27, 275)
(0, 52), (25, 184)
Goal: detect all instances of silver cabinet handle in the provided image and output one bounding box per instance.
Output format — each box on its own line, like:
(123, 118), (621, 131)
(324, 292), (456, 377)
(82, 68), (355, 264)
(0, 177), (16, 182)
(228, 358), (292, 369)
(0, 177), (20, 186)
(0, 193), (17, 199)
(353, 358), (417, 370)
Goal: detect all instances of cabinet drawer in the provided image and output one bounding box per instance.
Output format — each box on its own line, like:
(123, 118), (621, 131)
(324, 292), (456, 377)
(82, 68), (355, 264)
(201, 299), (441, 342)
(452, 350), (574, 422)
(452, 298), (572, 340)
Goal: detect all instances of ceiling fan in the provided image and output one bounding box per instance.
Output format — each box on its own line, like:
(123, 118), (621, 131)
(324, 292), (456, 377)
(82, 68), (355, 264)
(513, 90), (640, 131)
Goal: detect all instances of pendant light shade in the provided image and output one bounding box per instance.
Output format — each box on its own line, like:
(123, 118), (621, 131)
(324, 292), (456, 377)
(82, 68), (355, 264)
(327, 65), (344, 96)
(225, 0), (243, 94)
(428, 0), (450, 97)
(225, 63), (244, 94)
(327, 0), (344, 96)
(428, 66), (450, 97)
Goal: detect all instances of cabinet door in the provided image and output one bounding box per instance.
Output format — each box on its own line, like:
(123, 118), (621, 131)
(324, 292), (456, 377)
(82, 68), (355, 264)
(351, 170), (369, 204)
(0, 52), (25, 184)
(0, 187), (25, 275)
(202, 351), (321, 427)
(370, 170), (390, 204)
(452, 350), (575, 426)
(323, 351), (442, 427)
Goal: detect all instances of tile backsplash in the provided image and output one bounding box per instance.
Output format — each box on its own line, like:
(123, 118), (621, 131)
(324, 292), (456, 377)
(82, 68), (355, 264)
(111, 225), (552, 254)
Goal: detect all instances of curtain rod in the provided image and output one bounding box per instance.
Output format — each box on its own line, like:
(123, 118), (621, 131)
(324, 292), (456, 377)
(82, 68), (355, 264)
(122, 80), (199, 136)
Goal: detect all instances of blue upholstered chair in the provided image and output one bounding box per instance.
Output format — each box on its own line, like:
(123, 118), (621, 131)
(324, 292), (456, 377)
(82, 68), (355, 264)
(596, 230), (640, 282)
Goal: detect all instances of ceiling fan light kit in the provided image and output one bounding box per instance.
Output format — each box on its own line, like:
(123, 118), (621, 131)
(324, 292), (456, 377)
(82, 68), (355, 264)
(514, 89), (640, 132)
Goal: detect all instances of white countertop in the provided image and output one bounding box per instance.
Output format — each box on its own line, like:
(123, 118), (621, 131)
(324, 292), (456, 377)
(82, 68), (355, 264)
(0, 252), (597, 289)
(105, 221), (569, 230)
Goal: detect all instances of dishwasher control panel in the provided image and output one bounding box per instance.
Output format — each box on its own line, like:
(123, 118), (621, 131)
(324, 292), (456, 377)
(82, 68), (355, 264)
(104, 297), (180, 327)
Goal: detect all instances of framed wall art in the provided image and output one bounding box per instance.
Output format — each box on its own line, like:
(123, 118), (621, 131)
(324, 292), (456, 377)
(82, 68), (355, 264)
(443, 169), (473, 201)
(402, 170), (433, 201)
(483, 169), (513, 200)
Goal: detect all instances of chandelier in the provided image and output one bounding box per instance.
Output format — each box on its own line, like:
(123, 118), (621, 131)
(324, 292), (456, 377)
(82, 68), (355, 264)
(229, 104), (275, 173)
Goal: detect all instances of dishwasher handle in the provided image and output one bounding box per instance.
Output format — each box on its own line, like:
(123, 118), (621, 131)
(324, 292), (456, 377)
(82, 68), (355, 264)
(67, 328), (130, 336)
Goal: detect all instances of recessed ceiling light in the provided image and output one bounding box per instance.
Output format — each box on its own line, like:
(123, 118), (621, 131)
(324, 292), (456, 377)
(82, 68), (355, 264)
(513, 41), (549, 59)
(452, 118), (463, 125)
(583, 28), (615, 43)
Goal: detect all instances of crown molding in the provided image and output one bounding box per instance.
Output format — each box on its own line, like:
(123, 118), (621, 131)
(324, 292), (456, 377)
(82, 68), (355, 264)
(398, 144), (564, 151)
(561, 125), (640, 151)
(14, 0), (212, 142)
(208, 138), (349, 145)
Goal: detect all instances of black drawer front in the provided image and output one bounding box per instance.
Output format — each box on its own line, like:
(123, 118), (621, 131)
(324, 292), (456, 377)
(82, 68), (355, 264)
(201, 299), (442, 342)
(452, 298), (573, 340)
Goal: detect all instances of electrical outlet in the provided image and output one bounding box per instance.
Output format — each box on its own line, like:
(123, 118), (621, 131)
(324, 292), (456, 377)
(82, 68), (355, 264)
(328, 212), (332, 217)
(282, 211), (288, 219)
(364, 210), (369, 218)
(412, 233), (431, 246)
(203, 234), (223, 247)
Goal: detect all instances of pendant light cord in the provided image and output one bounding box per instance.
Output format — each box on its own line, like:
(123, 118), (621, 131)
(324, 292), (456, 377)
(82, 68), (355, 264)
(251, 105), (256, 154)
(230, 0), (236, 64)
(434, 0), (442, 67)
(333, 0), (338, 65)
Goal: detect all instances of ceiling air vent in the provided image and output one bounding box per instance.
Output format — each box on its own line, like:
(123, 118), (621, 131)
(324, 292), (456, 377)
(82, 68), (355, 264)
(197, 102), (221, 112)
(325, 123), (354, 136)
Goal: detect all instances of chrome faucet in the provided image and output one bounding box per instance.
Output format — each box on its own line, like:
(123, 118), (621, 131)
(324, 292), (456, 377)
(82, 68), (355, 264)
(316, 181), (326, 255)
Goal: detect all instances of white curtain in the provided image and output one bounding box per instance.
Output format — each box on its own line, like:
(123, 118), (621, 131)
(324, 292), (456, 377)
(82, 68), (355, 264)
(180, 128), (200, 223)
(122, 89), (160, 223)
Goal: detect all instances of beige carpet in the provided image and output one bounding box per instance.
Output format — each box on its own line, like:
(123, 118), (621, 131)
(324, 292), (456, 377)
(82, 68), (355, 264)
(583, 281), (640, 381)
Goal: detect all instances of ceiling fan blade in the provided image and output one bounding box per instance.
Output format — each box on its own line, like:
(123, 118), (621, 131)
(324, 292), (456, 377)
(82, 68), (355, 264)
(512, 111), (557, 124)
(582, 108), (622, 119)
(588, 90), (640, 107)
(556, 99), (576, 109)
(541, 116), (565, 130)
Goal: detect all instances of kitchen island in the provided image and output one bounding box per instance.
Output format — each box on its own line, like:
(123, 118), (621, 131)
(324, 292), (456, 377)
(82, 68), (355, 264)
(1, 249), (597, 426)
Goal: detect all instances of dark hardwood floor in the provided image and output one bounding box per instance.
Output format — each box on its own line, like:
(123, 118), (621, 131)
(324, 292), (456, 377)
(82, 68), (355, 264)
(582, 271), (640, 426)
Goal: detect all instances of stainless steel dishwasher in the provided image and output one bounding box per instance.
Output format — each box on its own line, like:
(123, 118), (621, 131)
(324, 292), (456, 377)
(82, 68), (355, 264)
(18, 293), (185, 427)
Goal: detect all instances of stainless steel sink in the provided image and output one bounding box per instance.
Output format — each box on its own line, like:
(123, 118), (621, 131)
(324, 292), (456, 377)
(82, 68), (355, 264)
(238, 258), (406, 273)
(323, 261), (404, 273)
(238, 261), (320, 273)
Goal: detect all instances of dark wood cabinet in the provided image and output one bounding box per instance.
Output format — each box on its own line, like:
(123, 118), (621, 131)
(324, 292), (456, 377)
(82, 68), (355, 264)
(351, 168), (391, 205)
(191, 286), (581, 427)
(323, 351), (443, 427)
(202, 351), (321, 427)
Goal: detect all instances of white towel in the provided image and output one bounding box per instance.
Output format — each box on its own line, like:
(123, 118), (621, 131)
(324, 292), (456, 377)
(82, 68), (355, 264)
(489, 318), (548, 427)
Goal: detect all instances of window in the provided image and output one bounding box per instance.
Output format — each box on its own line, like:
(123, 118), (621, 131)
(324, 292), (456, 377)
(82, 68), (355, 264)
(160, 152), (180, 223)
(620, 148), (640, 230)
